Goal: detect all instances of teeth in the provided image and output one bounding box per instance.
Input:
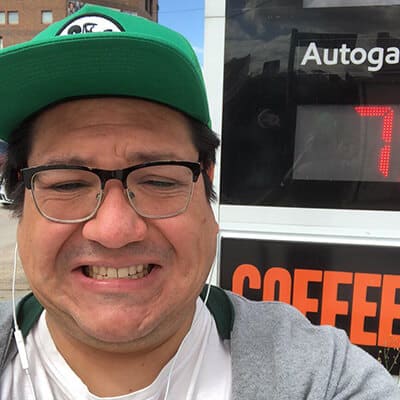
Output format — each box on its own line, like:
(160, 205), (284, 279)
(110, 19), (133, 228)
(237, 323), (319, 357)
(118, 267), (129, 278)
(107, 268), (118, 279)
(85, 265), (150, 280)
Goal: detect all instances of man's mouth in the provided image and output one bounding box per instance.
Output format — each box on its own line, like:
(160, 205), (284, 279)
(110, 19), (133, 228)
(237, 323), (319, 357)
(82, 264), (154, 280)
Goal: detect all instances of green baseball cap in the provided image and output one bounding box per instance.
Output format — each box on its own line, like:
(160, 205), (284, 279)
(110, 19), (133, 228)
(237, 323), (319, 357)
(0, 4), (211, 142)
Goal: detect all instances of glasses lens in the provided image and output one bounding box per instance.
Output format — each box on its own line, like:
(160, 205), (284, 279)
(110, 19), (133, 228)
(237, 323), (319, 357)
(31, 169), (101, 222)
(127, 164), (195, 218)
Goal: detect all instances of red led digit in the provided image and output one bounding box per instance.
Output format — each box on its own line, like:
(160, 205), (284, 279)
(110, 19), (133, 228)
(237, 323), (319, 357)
(354, 106), (394, 177)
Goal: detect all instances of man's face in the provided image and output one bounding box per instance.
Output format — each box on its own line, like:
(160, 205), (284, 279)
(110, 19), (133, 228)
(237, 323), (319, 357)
(17, 98), (219, 350)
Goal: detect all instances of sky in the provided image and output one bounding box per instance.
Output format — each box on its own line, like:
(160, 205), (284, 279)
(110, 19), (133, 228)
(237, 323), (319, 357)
(158, 0), (205, 64)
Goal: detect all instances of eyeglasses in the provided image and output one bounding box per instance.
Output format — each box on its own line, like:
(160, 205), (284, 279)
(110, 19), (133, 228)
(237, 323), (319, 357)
(21, 160), (201, 223)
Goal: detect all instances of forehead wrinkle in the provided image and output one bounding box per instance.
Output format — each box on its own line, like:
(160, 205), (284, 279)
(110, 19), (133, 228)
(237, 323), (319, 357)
(124, 151), (198, 164)
(32, 156), (95, 167)
(111, 140), (195, 165)
(33, 151), (198, 169)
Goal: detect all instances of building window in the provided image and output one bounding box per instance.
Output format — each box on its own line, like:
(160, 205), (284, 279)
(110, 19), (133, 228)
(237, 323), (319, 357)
(41, 10), (53, 24)
(67, 1), (85, 15)
(8, 11), (19, 25)
(0, 12), (5, 25)
(145, 0), (153, 14)
(0, 38), (3, 49)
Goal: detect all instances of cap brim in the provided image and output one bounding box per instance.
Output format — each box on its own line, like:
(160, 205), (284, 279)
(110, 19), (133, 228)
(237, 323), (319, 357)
(0, 34), (210, 141)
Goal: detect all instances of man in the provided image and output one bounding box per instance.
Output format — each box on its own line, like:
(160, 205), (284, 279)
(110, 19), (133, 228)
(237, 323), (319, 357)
(0, 4), (398, 400)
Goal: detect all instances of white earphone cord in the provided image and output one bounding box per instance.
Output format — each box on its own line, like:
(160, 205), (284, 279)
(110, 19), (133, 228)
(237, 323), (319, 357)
(163, 257), (217, 400)
(12, 242), (38, 400)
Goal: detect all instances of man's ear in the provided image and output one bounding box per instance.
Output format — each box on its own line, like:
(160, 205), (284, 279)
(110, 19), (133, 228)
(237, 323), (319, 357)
(205, 163), (215, 182)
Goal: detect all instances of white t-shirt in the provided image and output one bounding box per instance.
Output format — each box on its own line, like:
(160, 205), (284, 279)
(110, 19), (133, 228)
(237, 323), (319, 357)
(0, 298), (232, 400)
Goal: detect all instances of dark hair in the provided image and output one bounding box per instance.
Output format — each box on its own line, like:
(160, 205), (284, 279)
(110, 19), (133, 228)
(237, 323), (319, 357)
(3, 113), (35, 217)
(186, 116), (220, 202)
(2, 103), (220, 218)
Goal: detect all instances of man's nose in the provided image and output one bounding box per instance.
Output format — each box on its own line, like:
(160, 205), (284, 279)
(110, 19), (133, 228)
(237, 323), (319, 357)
(81, 180), (148, 248)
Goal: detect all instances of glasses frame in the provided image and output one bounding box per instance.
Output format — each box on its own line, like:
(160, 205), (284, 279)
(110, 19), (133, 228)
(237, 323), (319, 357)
(21, 160), (202, 223)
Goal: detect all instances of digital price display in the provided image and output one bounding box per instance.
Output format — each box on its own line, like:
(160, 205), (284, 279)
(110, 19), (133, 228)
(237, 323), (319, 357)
(293, 105), (400, 182)
(221, 2), (400, 210)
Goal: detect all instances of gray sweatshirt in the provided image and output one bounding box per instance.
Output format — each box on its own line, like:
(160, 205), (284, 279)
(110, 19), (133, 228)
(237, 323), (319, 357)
(0, 287), (399, 399)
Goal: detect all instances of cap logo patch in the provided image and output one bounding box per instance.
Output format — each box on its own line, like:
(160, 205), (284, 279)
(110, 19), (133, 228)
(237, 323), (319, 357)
(58, 15), (124, 36)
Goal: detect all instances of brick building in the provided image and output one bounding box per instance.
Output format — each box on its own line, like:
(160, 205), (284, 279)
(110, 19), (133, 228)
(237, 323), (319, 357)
(0, 0), (158, 47)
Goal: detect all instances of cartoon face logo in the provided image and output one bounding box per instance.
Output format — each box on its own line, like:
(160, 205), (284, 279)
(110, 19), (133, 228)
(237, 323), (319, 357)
(58, 15), (124, 36)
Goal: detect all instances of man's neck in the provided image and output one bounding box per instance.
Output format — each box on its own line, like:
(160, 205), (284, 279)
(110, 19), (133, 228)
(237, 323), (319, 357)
(44, 303), (196, 397)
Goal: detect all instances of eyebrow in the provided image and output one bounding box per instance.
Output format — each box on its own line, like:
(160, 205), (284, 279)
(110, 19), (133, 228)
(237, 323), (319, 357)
(36, 156), (92, 166)
(125, 151), (191, 164)
(34, 152), (194, 167)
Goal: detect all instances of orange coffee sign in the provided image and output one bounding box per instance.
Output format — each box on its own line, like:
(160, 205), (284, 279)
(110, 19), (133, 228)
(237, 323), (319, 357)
(219, 238), (400, 371)
(232, 266), (399, 348)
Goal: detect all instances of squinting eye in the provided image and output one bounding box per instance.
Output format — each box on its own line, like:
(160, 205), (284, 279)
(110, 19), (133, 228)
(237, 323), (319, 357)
(49, 181), (91, 192)
(142, 179), (178, 188)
